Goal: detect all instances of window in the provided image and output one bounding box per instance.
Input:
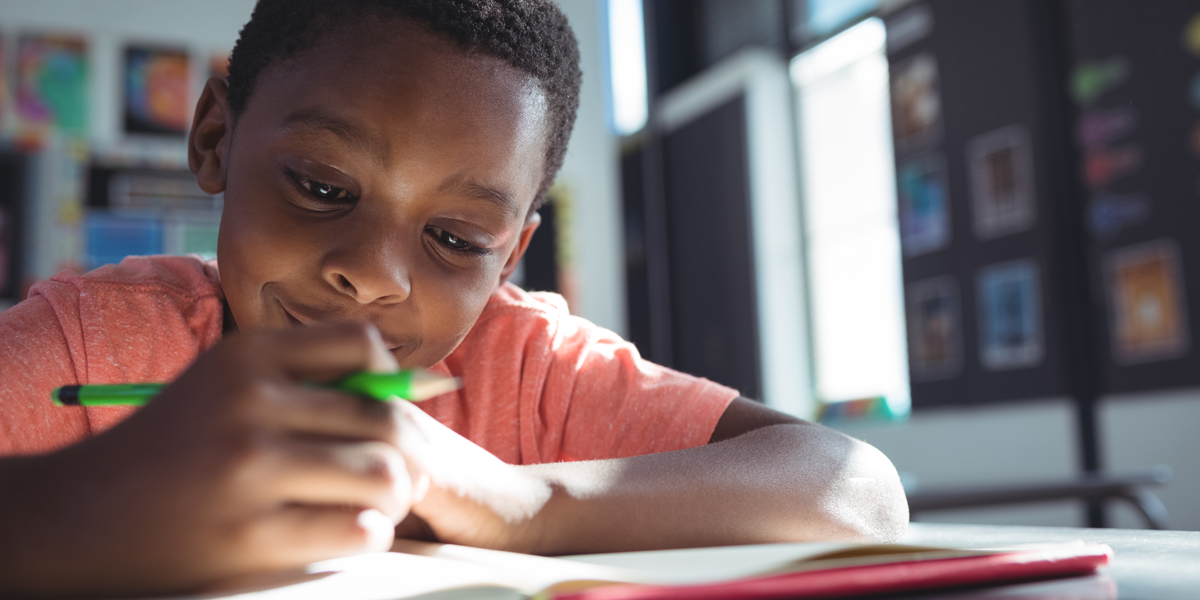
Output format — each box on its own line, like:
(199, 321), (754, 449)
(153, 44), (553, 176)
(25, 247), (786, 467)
(791, 18), (910, 413)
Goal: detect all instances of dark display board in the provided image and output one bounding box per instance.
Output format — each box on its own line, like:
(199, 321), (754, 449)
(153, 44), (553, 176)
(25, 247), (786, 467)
(891, 0), (1200, 409)
(1066, 0), (1200, 394)
(886, 1), (1074, 407)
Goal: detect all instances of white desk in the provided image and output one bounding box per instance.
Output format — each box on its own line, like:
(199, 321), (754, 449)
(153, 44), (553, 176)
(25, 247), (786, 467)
(900, 523), (1200, 599)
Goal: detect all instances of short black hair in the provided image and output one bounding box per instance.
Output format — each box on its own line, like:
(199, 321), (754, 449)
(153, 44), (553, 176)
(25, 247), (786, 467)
(226, 0), (581, 209)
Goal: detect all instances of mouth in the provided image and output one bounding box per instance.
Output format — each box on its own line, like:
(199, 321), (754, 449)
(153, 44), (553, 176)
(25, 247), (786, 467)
(276, 298), (420, 356)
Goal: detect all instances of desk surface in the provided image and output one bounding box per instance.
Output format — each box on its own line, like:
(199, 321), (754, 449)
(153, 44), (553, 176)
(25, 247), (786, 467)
(900, 523), (1200, 599)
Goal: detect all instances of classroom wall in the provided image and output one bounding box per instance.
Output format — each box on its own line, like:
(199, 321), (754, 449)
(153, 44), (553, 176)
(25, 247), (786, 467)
(0, 0), (626, 335)
(839, 394), (1200, 531)
(1101, 388), (1200, 530)
(839, 400), (1085, 527)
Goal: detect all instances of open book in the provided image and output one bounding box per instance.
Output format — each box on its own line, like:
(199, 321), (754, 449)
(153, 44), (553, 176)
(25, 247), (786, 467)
(196, 538), (1111, 600)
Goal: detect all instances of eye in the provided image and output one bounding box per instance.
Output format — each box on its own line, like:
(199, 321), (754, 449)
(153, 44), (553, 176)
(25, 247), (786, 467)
(299, 178), (352, 201)
(426, 225), (491, 257)
(284, 167), (356, 206)
(431, 226), (471, 251)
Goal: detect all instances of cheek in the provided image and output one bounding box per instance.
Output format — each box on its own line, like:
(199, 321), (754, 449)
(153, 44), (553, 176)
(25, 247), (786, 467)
(217, 190), (313, 324)
(407, 255), (507, 363)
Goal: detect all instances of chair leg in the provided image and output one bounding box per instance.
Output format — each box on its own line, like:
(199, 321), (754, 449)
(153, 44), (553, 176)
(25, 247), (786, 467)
(1114, 487), (1170, 530)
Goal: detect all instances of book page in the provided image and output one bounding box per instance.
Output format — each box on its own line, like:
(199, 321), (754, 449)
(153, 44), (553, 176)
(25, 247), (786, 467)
(395, 540), (976, 587)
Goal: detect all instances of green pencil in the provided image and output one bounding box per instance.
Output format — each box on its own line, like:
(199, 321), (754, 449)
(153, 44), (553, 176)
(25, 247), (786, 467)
(51, 370), (462, 406)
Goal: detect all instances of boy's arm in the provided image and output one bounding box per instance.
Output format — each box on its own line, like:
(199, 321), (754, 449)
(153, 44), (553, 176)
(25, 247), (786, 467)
(397, 398), (908, 554)
(0, 325), (419, 597)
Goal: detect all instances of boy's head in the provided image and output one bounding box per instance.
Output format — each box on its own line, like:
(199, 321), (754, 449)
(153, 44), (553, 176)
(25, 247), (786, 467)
(188, 0), (582, 369)
(227, 0), (581, 208)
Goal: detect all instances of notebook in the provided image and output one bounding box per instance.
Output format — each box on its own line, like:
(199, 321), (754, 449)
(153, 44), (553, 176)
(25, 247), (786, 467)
(189, 537), (1111, 600)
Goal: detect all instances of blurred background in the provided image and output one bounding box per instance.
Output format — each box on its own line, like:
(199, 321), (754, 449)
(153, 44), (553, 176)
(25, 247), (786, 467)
(0, 0), (1195, 531)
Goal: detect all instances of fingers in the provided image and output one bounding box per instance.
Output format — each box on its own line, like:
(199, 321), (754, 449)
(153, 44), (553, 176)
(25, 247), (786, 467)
(253, 322), (397, 383)
(251, 438), (413, 522)
(248, 506), (396, 569)
(266, 386), (400, 442)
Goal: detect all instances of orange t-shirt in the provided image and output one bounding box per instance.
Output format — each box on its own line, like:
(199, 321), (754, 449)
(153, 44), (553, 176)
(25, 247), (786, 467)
(0, 256), (738, 463)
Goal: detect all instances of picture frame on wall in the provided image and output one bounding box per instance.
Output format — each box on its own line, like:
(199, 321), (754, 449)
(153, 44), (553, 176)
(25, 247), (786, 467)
(907, 275), (964, 381)
(16, 34), (89, 139)
(976, 259), (1044, 370)
(890, 52), (943, 155)
(123, 44), (191, 136)
(898, 151), (951, 256)
(967, 124), (1036, 240)
(1105, 239), (1190, 365)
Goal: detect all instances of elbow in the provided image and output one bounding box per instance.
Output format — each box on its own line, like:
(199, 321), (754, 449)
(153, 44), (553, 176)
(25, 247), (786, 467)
(725, 423), (910, 545)
(820, 441), (909, 543)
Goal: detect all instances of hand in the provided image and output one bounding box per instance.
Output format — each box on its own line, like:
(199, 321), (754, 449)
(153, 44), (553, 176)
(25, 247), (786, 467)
(0, 324), (421, 597)
(395, 399), (908, 555)
(393, 403), (553, 553)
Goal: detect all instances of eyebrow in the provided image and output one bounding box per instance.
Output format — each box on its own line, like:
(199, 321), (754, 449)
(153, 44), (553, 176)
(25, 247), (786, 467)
(279, 107), (387, 162)
(281, 108), (521, 218)
(441, 178), (521, 219)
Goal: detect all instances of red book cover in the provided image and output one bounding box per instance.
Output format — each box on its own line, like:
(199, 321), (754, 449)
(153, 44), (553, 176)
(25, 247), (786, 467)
(553, 543), (1112, 600)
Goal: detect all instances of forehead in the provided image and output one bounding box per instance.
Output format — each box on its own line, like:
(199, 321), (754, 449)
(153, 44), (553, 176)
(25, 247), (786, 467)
(240, 18), (550, 213)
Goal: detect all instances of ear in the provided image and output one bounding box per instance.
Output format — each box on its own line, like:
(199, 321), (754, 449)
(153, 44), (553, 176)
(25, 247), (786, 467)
(498, 211), (542, 287)
(188, 77), (233, 194)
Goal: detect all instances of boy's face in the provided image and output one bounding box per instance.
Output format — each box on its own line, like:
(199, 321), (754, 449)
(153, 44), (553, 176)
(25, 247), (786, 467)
(192, 20), (549, 368)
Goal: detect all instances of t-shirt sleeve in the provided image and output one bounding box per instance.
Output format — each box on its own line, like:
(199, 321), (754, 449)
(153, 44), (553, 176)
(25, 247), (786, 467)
(0, 293), (92, 455)
(542, 312), (739, 462)
(0, 257), (225, 456)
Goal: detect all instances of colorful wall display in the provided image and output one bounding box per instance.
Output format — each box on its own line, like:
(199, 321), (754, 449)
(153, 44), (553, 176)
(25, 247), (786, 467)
(891, 0), (1200, 406)
(123, 45), (190, 135)
(888, 1), (1069, 407)
(15, 34), (88, 141)
(1068, 0), (1200, 393)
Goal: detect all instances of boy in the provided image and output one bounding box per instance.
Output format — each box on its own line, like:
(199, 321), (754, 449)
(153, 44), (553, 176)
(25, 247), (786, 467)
(0, 0), (907, 596)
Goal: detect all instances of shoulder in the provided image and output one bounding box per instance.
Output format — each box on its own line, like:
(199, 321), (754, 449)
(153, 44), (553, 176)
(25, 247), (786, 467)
(35, 255), (222, 300)
(27, 254), (226, 351)
(479, 282), (571, 322)
(471, 283), (575, 339)
(21, 255), (226, 385)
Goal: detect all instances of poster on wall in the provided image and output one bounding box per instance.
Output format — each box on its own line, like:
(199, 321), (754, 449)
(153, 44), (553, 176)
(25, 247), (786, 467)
(15, 34), (89, 140)
(1105, 239), (1190, 365)
(976, 259), (1044, 370)
(124, 45), (191, 136)
(890, 52), (943, 155)
(967, 124), (1035, 239)
(907, 276), (963, 381)
(898, 152), (950, 256)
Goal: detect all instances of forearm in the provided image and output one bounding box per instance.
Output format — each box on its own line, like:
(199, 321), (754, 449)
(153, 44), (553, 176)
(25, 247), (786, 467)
(0, 452), (79, 596)
(521, 423), (908, 555)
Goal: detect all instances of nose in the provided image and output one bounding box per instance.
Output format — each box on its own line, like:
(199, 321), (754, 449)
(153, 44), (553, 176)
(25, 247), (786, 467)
(321, 227), (411, 305)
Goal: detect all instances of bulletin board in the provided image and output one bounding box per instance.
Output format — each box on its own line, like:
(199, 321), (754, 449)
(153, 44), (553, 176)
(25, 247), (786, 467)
(1066, 0), (1200, 394)
(889, 0), (1200, 408)
(886, 0), (1074, 407)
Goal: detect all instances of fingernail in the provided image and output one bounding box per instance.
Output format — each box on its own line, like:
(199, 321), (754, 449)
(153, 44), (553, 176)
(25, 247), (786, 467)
(357, 508), (395, 550)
